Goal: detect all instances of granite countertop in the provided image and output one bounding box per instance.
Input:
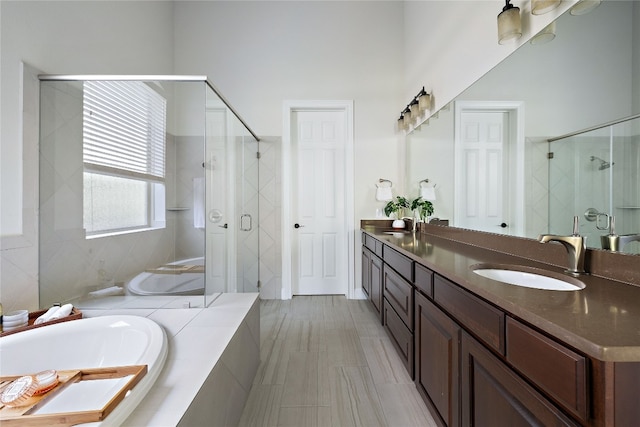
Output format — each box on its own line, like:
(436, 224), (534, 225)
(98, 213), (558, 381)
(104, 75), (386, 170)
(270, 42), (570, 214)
(363, 227), (640, 362)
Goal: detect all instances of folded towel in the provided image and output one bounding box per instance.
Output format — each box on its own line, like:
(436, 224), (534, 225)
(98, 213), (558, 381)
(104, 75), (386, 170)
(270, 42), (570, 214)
(48, 304), (73, 321)
(420, 183), (436, 201)
(376, 186), (393, 202)
(34, 306), (60, 325)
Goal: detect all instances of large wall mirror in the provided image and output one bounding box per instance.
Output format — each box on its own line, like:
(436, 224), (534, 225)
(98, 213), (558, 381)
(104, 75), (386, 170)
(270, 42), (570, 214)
(406, 0), (640, 254)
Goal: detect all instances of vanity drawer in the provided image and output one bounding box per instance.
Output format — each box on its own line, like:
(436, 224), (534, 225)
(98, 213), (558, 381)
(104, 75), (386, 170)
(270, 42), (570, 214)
(383, 264), (414, 330)
(364, 234), (383, 258)
(506, 317), (588, 422)
(384, 298), (414, 377)
(414, 263), (434, 298)
(434, 274), (505, 354)
(383, 246), (414, 282)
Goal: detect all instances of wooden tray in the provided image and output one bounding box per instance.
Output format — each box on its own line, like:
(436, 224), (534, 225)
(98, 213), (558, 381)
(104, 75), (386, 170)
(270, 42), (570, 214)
(0, 365), (147, 426)
(1, 308), (82, 338)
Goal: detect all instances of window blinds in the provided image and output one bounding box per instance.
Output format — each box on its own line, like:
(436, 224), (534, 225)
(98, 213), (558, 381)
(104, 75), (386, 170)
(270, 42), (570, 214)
(83, 80), (166, 182)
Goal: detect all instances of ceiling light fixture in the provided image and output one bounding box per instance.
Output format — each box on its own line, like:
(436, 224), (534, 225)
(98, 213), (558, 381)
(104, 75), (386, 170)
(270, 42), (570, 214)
(531, 0), (561, 15)
(497, 0), (522, 45)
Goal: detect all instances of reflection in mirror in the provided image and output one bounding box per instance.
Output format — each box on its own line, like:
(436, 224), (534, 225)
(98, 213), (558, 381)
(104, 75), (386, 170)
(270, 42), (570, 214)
(549, 114), (640, 254)
(406, 1), (639, 252)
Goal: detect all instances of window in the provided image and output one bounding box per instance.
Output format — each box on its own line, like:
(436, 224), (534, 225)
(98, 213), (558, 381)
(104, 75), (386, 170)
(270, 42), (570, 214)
(83, 81), (166, 236)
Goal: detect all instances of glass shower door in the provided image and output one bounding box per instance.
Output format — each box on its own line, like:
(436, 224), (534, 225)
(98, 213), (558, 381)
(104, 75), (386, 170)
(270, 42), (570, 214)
(236, 130), (260, 293)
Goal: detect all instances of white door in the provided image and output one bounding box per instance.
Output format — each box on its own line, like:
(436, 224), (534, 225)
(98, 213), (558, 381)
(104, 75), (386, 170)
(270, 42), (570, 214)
(455, 110), (510, 233)
(292, 110), (347, 295)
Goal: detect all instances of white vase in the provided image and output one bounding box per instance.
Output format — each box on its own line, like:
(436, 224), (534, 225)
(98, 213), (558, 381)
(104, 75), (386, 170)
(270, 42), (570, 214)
(392, 219), (405, 229)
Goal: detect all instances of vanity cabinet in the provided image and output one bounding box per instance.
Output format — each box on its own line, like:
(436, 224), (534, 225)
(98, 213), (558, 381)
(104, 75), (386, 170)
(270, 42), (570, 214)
(415, 291), (461, 427)
(382, 263), (414, 376)
(362, 230), (640, 427)
(362, 234), (383, 320)
(461, 331), (579, 427)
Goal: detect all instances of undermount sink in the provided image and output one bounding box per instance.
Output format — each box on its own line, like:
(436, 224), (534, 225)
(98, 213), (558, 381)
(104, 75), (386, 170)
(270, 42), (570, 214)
(471, 263), (586, 291)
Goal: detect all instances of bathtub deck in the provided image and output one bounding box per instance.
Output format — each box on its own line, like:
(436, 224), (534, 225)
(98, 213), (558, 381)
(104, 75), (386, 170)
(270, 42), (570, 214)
(82, 292), (260, 426)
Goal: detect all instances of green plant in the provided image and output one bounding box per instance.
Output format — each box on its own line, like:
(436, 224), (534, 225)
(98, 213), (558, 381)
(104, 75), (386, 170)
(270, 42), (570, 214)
(383, 196), (410, 218)
(411, 196), (434, 222)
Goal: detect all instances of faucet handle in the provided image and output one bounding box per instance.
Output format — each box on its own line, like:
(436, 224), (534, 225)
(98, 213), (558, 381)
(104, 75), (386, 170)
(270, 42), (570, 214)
(572, 215), (580, 236)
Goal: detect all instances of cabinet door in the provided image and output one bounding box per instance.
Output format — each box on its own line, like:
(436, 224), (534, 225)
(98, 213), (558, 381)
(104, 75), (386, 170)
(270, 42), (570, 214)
(370, 254), (383, 319)
(362, 248), (371, 297)
(415, 291), (461, 427)
(461, 332), (579, 427)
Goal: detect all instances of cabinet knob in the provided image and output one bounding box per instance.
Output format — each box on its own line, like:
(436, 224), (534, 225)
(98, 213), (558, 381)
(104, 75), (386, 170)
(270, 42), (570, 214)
(294, 223), (304, 229)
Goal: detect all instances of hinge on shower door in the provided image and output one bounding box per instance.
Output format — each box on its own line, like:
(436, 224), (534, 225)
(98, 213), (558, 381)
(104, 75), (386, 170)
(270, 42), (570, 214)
(256, 151), (261, 159)
(547, 152), (554, 159)
(257, 280), (262, 289)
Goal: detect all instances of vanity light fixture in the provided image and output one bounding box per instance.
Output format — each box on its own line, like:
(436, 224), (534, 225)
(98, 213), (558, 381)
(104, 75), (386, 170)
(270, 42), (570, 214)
(570, 0), (601, 15)
(397, 87), (432, 132)
(531, 0), (561, 15)
(409, 98), (420, 121)
(497, 0), (522, 45)
(397, 114), (405, 132)
(530, 21), (556, 44)
(417, 87), (431, 113)
(402, 106), (412, 128)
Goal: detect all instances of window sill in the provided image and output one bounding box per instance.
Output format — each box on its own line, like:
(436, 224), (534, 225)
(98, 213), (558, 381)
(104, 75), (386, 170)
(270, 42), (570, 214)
(86, 225), (165, 240)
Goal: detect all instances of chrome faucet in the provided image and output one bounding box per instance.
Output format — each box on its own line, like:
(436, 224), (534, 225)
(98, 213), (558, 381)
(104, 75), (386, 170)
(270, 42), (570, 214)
(600, 216), (640, 252)
(538, 216), (587, 276)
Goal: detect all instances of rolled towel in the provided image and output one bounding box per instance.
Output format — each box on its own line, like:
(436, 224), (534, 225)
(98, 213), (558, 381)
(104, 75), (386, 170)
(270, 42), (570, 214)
(88, 286), (124, 297)
(34, 306), (60, 325)
(48, 304), (73, 321)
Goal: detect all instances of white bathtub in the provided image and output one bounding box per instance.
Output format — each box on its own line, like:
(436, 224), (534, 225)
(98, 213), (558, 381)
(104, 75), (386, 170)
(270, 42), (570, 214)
(127, 256), (205, 296)
(0, 315), (167, 426)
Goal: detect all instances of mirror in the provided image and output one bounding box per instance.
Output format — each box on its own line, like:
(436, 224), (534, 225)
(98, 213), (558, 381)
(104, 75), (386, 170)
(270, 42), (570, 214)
(406, 1), (640, 254)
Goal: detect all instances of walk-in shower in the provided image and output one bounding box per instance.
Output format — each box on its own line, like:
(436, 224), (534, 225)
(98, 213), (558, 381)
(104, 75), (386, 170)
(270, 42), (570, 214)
(548, 114), (640, 254)
(39, 75), (260, 308)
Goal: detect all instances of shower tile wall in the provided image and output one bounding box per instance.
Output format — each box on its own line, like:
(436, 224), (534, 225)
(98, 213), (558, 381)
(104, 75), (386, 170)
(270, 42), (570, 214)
(525, 137), (550, 238)
(173, 135), (205, 260)
(39, 82), (177, 306)
(257, 137), (282, 299)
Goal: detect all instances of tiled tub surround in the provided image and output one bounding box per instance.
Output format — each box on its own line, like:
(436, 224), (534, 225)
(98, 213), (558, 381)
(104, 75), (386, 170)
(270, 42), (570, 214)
(81, 293), (260, 426)
(362, 224), (640, 362)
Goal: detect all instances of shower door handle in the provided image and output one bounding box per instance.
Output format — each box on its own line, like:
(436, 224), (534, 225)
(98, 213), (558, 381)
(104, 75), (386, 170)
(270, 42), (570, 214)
(240, 214), (252, 231)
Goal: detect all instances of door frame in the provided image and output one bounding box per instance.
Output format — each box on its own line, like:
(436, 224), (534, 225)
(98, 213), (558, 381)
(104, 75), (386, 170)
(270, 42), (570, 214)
(454, 101), (525, 236)
(282, 100), (354, 300)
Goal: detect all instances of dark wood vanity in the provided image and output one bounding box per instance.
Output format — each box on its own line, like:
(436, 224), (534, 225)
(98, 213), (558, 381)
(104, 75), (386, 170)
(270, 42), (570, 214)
(361, 224), (640, 427)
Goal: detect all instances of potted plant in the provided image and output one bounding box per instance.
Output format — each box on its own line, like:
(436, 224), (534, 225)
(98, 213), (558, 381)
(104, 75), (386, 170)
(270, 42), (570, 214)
(384, 196), (410, 228)
(411, 196), (434, 223)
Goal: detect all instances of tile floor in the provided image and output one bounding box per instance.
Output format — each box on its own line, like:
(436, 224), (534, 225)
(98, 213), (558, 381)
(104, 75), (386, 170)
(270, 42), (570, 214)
(238, 296), (438, 427)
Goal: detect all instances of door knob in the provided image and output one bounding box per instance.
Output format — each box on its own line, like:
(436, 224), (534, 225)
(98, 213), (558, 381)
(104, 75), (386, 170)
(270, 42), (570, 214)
(500, 223), (508, 228)
(218, 223), (228, 229)
(294, 223), (304, 229)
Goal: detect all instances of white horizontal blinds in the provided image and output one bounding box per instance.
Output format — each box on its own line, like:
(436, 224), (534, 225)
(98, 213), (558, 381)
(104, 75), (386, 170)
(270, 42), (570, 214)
(83, 81), (166, 182)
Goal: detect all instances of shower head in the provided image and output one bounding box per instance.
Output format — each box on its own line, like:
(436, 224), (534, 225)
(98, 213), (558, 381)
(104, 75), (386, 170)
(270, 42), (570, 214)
(590, 155), (612, 170)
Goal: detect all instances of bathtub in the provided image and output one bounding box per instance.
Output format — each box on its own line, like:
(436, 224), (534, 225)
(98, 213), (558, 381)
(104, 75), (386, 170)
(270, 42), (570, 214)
(0, 315), (167, 426)
(126, 256), (205, 296)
